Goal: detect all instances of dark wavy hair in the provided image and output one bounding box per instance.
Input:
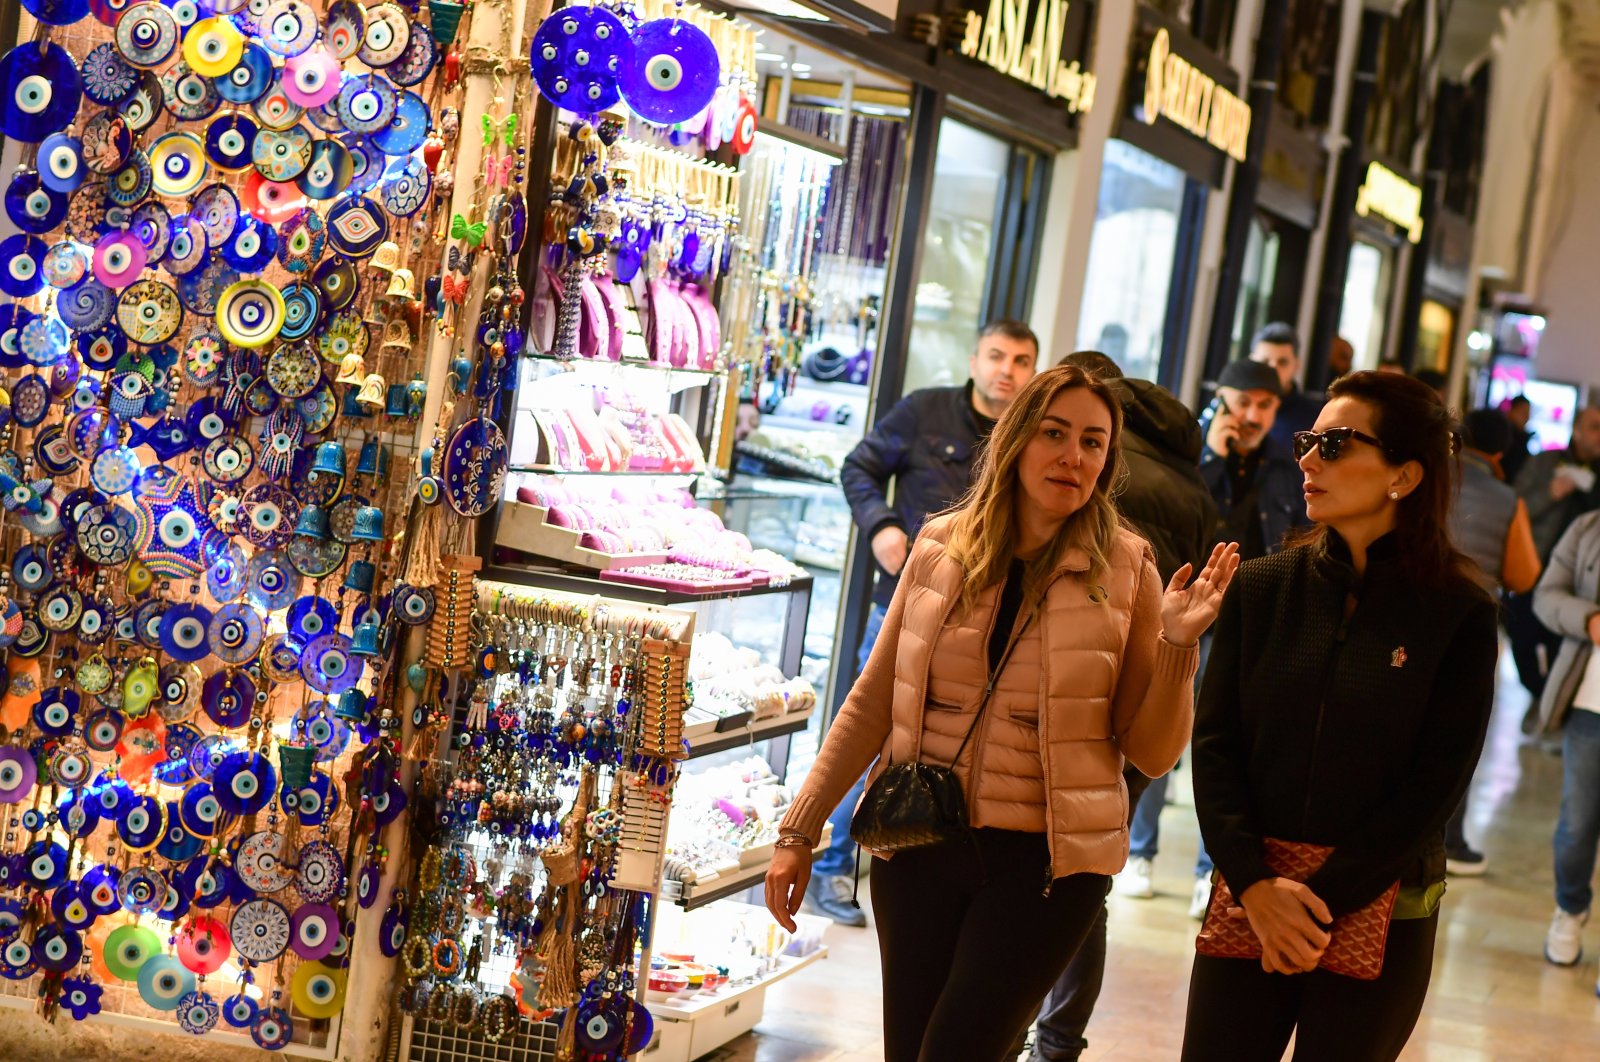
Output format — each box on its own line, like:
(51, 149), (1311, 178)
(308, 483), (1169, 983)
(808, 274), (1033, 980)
(1291, 371), (1487, 597)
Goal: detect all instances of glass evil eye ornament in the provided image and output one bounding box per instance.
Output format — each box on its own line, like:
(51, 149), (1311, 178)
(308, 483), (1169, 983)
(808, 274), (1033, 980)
(0, 43), (84, 143)
(618, 18), (721, 124)
(530, 6), (626, 113)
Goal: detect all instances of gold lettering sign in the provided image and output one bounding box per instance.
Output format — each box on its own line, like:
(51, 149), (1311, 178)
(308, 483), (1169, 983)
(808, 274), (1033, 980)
(958, 0), (1097, 113)
(1140, 27), (1251, 163)
(1355, 161), (1424, 244)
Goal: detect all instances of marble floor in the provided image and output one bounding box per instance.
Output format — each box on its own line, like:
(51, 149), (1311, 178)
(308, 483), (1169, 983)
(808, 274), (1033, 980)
(706, 650), (1600, 1061)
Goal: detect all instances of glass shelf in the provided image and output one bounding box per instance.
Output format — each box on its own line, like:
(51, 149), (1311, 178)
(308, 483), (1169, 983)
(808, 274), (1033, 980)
(507, 467), (702, 478)
(523, 354), (724, 379)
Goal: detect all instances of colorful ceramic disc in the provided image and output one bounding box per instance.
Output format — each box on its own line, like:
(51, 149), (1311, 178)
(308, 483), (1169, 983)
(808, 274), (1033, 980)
(221, 215), (278, 272)
(388, 18), (438, 86)
(116, 278), (183, 344)
(82, 43), (137, 104)
(325, 0), (363, 57)
(0, 42), (84, 143)
(325, 195), (387, 257)
(205, 114), (258, 171)
(164, 213), (208, 274)
(311, 255), (357, 309)
(380, 155), (430, 217)
(6, 172), (67, 233)
(253, 77), (306, 130)
(161, 60), (222, 120)
(216, 278), (284, 346)
(296, 138), (353, 200)
(290, 963), (346, 1019)
(242, 170), (306, 223)
(252, 124), (312, 181)
(370, 89), (428, 155)
(300, 632), (361, 694)
(246, 549), (298, 610)
(92, 231), (146, 288)
(177, 990), (219, 1034)
(206, 538), (248, 600)
(336, 75), (395, 133)
(278, 279), (321, 338)
(115, 3), (180, 67)
(358, 3), (409, 66)
(148, 132), (208, 196)
(207, 602), (263, 664)
(217, 42), (273, 103)
(192, 182), (240, 247)
(130, 201), (171, 260)
(45, 241), (89, 288)
(122, 69), (163, 131)
(223, 992), (259, 1028)
(0, 235), (47, 298)
(619, 18), (720, 124)
(294, 839), (343, 902)
(104, 924), (159, 978)
(261, 0), (316, 56)
(183, 16), (244, 76)
(107, 148), (152, 205)
(252, 1006), (293, 1050)
(283, 46), (341, 107)
(288, 901), (336, 959)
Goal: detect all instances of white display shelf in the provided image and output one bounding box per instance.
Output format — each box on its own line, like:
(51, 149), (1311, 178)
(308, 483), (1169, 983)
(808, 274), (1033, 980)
(662, 828), (831, 910)
(647, 945), (828, 1020)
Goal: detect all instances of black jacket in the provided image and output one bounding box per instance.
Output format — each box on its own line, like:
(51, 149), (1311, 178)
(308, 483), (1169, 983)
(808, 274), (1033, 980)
(1113, 378), (1219, 582)
(1194, 533), (1499, 917)
(1266, 385), (1325, 449)
(1199, 434), (1309, 558)
(841, 383), (992, 606)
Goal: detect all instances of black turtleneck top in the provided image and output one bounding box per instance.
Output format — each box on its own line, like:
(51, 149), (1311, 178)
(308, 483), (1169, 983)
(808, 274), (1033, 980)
(1193, 532), (1499, 917)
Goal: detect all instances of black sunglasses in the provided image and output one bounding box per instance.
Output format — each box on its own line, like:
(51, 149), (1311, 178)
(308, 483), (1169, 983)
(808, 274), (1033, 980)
(1292, 427), (1391, 462)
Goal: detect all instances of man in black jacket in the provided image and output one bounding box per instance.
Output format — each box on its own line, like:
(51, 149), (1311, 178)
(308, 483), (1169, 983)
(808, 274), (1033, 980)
(809, 319), (1038, 926)
(1023, 352), (1219, 1062)
(1249, 321), (1325, 445)
(1200, 358), (1310, 562)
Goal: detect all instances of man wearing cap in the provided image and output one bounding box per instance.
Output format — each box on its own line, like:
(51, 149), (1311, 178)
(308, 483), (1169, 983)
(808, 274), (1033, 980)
(1201, 358), (1310, 562)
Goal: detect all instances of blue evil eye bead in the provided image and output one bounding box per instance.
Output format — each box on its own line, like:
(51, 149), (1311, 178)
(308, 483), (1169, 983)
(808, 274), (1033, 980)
(116, 2), (180, 67)
(156, 878), (190, 922)
(223, 992), (259, 1029)
(0, 748), (35, 804)
(32, 688), (78, 738)
(148, 131), (208, 197)
(60, 279), (114, 331)
(24, 840), (69, 890)
(246, 548), (299, 610)
(371, 89), (429, 156)
(201, 670), (254, 729)
(0, 305), (34, 367)
(380, 155), (430, 218)
(84, 707), (124, 751)
(0, 235), (47, 298)
(206, 114), (257, 171)
(300, 632), (362, 695)
(261, 0), (315, 56)
(10, 545), (50, 591)
(191, 182), (240, 248)
(159, 214), (206, 278)
(117, 793), (165, 851)
(388, 15), (437, 87)
(205, 538), (248, 601)
(251, 125), (312, 182)
(276, 210), (327, 277)
(214, 751), (275, 816)
(619, 17), (720, 125)
(77, 326), (124, 372)
(52, 882), (97, 932)
(137, 954), (194, 1011)
(325, 0), (363, 58)
(161, 60), (221, 120)
(285, 595), (337, 646)
(208, 602), (264, 664)
(24, 0), (90, 27)
(6, 171), (68, 234)
(295, 138), (352, 201)
(0, 936), (37, 980)
(130, 201), (172, 261)
(19, 314), (69, 366)
(358, 2), (408, 66)
(325, 195), (387, 258)
(116, 277), (183, 345)
(157, 812), (203, 861)
(178, 990), (219, 1035)
(39, 134), (86, 194)
(335, 75), (396, 134)
(45, 241), (89, 290)
(340, 134), (383, 194)
(305, 88), (345, 134)
(82, 864), (121, 915)
(166, 0), (210, 32)
(11, 374), (49, 429)
(159, 602), (212, 662)
(278, 279), (321, 338)
(221, 215), (277, 272)
(0, 42), (84, 144)
(251, 1005), (293, 1051)
(82, 43), (137, 105)
(179, 780), (225, 835)
(218, 42), (273, 104)
(529, 5), (626, 113)
(290, 770), (337, 826)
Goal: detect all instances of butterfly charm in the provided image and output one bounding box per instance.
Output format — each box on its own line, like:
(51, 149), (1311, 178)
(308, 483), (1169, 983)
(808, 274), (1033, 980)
(440, 274), (469, 304)
(481, 113), (517, 148)
(450, 213), (486, 246)
(486, 155), (513, 186)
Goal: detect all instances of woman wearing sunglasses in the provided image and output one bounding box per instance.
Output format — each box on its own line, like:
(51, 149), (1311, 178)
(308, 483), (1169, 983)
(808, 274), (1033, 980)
(1182, 371), (1499, 1061)
(765, 365), (1239, 1061)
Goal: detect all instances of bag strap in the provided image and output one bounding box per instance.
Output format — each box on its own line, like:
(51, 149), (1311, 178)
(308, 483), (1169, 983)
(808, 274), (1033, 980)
(947, 606), (1037, 767)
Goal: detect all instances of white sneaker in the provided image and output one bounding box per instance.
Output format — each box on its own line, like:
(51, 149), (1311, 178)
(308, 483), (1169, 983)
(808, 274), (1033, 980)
(1545, 907), (1588, 966)
(1115, 856), (1154, 899)
(1189, 876), (1214, 920)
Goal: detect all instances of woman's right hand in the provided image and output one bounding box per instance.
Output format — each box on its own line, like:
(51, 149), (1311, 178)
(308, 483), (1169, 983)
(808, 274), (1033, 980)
(1232, 877), (1332, 974)
(764, 844), (813, 933)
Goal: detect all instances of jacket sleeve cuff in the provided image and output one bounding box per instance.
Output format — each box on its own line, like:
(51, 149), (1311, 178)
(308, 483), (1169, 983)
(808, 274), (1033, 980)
(1155, 636), (1200, 685)
(779, 793), (833, 848)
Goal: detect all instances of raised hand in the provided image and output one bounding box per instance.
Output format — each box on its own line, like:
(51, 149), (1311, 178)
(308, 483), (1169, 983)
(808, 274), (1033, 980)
(1160, 541), (1241, 647)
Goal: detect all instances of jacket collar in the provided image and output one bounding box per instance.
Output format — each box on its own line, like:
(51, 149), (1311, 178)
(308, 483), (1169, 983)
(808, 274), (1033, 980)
(1313, 529), (1403, 591)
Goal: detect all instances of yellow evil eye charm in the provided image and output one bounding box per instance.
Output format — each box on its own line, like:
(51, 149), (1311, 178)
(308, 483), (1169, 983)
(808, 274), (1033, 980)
(122, 657), (159, 717)
(125, 560), (155, 596)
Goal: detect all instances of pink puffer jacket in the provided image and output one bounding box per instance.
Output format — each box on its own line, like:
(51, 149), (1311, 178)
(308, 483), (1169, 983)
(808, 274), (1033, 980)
(781, 514), (1198, 881)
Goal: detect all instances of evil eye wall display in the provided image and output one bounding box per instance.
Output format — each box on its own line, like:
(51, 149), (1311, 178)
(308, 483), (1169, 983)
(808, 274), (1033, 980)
(0, 748), (37, 803)
(82, 42), (137, 104)
(137, 954), (194, 1011)
(164, 213), (207, 274)
(221, 214), (278, 272)
(336, 75), (396, 134)
(115, 2), (181, 68)
(6, 171), (68, 234)
(183, 15), (244, 75)
(252, 124), (313, 182)
(0, 42), (84, 143)
(296, 138), (354, 200)
(205, 114), (257, 172)
(177, 990), (219, 1035)
(116, 277), (183, 344)
(0, 235), (47, 298)
(218, 42), (274, 103)
(325, 195), (388, 257)
(252, 1005), (293, 1051)
(301, 633), (362, 694)
(160, 60), (222, 120)
(148, 132), (209, 197)
(283, 46), (341, 108)
(261, 0), (316, 56)
(379, 155), (430, 217)
(158, 601), (213, 662)
(217, 278), (285, 346)
(92, 230), (147, 289)
(192, 181), (240, 247)
(619, 18), (721, 125)
(39, 134), (86, 194)
(359, 2), (410, 66)
(529, 5), (626, 113)
(371, 89), (429, 155)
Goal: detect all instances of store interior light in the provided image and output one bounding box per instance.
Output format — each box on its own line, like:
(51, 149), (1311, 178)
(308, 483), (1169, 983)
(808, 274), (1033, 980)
(791, 63), (812, 72)
(756, 51), (785, 61)
(1467, 330), (1491, 351)
(1530, 315), (1548, 331)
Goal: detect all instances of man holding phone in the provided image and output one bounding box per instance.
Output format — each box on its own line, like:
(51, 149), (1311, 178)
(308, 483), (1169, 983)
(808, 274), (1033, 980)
(1200, 359), (1308, 562)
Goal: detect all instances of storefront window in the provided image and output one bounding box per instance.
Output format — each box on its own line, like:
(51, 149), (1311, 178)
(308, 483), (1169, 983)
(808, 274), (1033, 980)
(902, 119), (1013, 393)
(1226, 217), (1282, 362)
(1338, 240), (1390, 369)
(1077, 140), (1188, 382)
(1416, 299), (1456, 373)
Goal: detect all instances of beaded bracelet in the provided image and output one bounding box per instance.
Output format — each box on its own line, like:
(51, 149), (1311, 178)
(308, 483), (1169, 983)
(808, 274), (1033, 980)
(403, 935), (433, 979)
(433, 937), (463, 978)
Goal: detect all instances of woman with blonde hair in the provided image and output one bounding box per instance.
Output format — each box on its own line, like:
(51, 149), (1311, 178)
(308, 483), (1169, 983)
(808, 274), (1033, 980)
(765, 364), (1240, 1061)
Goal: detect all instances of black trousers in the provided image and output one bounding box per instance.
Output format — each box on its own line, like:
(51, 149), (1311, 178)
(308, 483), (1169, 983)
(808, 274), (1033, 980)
(870, 829), (1109, 1062)
(1503, 591), (1558, 699)
(1180, 911), (1439, 1062)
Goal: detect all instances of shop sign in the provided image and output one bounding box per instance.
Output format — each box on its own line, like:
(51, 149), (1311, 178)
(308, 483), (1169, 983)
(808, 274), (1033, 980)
(955, 0), (1098, 113)
(1356, 161), (1424, 244)
(1139, 27), (1250, 162)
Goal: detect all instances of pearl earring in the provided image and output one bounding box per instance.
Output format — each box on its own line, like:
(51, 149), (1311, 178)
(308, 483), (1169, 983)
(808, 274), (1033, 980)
(1389, 491), (1399, 500)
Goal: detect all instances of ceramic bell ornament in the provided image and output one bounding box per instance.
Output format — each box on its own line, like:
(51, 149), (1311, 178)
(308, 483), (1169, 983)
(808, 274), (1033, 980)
(385, 269), (415, 301)
(381, 317), (414, 354)
(370, 241), (401, 273)
(384, 384), (409, 418)
(356, 373), (387, 410)
(350, 505), (384, 542)
(405, 375), (426, 418)
(336, 352), (367, 386)
(295, 504), (329, 539)
(309, 441), (345, 480)
(343, 559), (376, 594)
(357, 438), (388, 479)
(350, 612), (381, 657)
(334, 688), (368, 722)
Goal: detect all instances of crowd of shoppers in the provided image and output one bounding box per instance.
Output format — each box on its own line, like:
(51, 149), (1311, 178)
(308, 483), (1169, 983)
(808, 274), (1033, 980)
(763, 319), (1595, 1062)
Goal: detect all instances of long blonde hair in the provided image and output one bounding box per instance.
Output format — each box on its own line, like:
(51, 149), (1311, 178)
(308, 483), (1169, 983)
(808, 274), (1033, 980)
(944, 364), (1126, 616)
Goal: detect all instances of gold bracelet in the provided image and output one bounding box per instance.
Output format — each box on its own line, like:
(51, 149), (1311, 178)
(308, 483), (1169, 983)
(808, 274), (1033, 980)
(774, 834), (812, 850)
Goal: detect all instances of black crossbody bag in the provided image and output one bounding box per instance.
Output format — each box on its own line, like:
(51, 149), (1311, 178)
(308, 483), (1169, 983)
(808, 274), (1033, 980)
(850, 608), (1036, 852)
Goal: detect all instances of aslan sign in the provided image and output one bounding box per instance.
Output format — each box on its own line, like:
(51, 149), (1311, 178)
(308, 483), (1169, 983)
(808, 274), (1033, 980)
(1356, 161), (1424, 244)
(1140, 27), (1250, 162)
(957, 0), (1098, 113)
